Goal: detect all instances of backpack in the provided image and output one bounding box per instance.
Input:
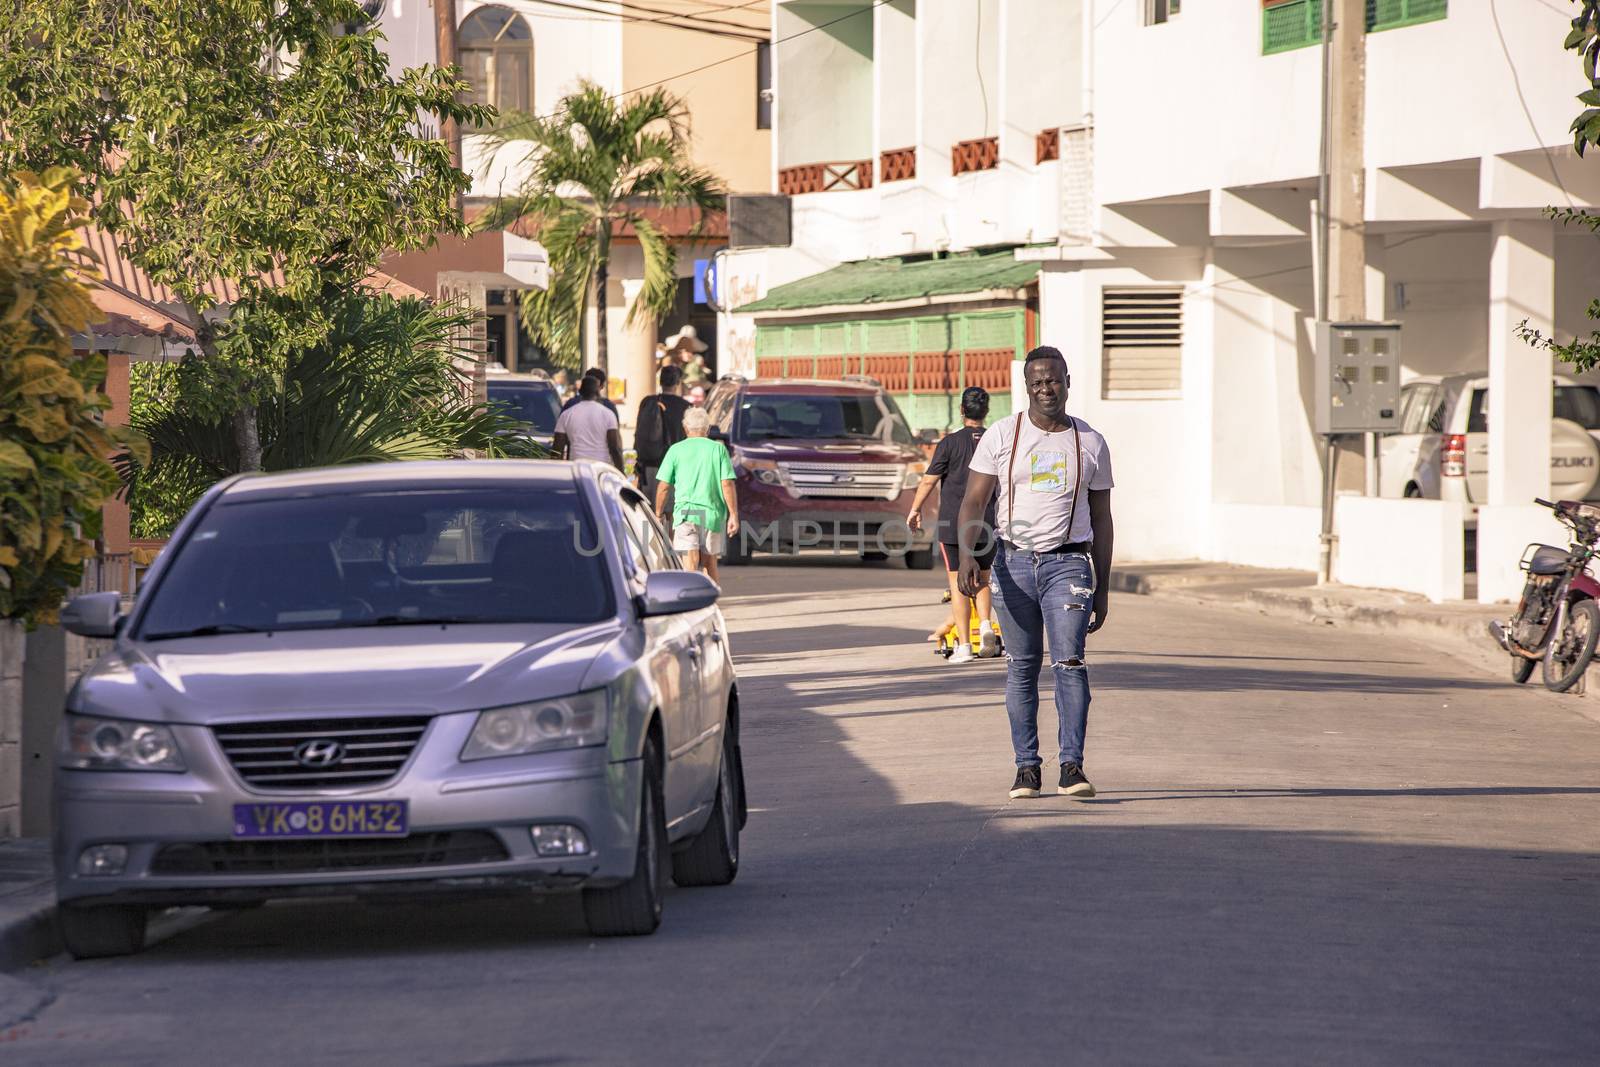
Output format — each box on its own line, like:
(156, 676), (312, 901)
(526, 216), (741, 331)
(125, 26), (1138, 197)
(634, 395), (668, 465)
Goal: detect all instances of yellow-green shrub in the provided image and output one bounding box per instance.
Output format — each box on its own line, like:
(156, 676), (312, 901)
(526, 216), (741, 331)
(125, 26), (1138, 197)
(0, 168), (147, 626)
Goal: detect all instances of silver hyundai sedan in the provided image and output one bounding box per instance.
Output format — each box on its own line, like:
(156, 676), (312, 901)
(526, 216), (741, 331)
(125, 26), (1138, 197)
(55, 460), (745, 957)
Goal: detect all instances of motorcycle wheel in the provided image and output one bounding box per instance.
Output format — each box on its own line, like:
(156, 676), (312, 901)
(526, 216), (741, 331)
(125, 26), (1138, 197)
(1542, 600), (1600, 693)
(1510, 654), (1536, 685)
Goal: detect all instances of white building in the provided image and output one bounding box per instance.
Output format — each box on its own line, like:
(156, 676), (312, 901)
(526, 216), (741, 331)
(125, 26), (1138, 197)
(722, 0), (1600, 600)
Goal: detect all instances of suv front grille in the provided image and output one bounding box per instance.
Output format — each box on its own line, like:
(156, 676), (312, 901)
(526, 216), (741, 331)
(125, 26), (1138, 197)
(150, 832), (508, 875)
(213, 716), (430, 790)
(781, 462), (904, 500)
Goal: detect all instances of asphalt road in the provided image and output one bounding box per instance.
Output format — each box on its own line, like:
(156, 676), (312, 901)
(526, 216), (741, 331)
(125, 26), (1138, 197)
(7, 554), (1600, 1065)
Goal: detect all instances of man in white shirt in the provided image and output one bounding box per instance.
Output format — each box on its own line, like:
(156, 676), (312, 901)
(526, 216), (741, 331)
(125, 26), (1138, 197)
(553, 374), (624, 469)
(956, 346), (1115, 801)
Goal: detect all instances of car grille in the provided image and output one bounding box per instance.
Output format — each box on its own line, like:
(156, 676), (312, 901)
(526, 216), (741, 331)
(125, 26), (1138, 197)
(780, 462), (904, 500)
(150, 832), (509, 876)
(213, 716), (431, 790)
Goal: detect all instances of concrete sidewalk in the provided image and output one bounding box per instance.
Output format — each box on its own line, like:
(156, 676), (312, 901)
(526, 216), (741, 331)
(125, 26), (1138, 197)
(0, 839), (56, 973)
(1107, 560), (1503, 653)
(0, 838), (57, 1027)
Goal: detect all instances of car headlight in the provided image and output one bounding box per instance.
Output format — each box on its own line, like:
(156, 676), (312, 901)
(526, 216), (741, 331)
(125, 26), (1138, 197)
(461, 690), (609, 760)
(736, 455), (784, 486)
(903, 464), (926, 489)
(60, 714), (185, 772)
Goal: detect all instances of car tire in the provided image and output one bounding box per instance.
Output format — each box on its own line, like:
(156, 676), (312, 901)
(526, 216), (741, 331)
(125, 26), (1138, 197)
(582, 736), (667, 937)
(671, 728), (741, 887)
(904, 548), (935, 570)
(722, 532), (750, 566)
(60, 903), (147, 959)
(1404, 484), (1422, 498)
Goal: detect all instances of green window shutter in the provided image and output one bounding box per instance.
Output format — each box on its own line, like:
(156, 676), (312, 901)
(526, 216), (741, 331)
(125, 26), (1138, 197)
(1367, 0), (1445, 32)
(1262, 0), (1323, 55)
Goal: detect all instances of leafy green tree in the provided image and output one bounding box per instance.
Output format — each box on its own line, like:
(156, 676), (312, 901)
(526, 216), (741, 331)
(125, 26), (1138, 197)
(123, 291), (541, 536)
(1522, 1), (1600, 369)
(476, 80), (724, 372)
(0, 168), (147, 626)
(0, 0), (488, 469)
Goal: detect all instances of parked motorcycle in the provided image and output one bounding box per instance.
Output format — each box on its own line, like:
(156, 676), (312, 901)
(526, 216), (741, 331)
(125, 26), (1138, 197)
(1488, 498), (1600, 692)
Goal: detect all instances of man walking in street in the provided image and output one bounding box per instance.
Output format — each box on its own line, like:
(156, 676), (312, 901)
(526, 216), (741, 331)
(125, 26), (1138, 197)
(957, 346), (1114, 800)
(655, 407), (738, 581)
(561, 367), (619, 417)
(553, 374), (624, 469)
(634, 365), (690, 499)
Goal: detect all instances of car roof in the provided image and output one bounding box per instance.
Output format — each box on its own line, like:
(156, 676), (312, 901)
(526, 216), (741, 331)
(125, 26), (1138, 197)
(219, 459), (580, 499)
(487, 375), (556, 388)
(1434, 371), (1583, 390)
(739, 378), (881, 396)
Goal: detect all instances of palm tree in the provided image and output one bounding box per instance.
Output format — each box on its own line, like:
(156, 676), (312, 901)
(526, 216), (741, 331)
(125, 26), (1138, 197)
(122, 291), (540, 536)
(475, 80), (725, 372)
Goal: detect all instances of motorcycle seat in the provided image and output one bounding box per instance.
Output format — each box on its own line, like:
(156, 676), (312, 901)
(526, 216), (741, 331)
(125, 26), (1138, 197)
(1526, 544), (1569, 575)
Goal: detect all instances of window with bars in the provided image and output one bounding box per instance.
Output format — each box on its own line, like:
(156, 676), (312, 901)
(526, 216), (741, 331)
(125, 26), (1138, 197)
(1101, 288), (1183, 399)
(1262, 0), (1446, 55)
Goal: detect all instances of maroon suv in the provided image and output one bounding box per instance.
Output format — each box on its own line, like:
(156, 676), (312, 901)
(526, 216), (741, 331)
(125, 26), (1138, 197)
(703, 376), (936, 567)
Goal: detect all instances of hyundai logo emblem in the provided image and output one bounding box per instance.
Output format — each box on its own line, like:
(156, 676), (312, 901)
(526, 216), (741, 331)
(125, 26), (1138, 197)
(294, 739), (347, 768)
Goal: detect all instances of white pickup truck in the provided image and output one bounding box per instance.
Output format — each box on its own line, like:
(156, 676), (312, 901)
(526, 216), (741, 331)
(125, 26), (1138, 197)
(1377, 373), (1600, 522)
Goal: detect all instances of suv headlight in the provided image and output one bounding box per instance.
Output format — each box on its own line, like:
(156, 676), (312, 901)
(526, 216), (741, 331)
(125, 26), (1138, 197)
(461, 690), (609, 760)
(60, 714), (185, 772)
(736, 455), (783, 486)
(903, 464), (926, 489)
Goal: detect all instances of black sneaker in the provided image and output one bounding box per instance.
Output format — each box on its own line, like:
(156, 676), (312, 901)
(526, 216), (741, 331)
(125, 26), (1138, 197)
(1058, 763), (1095, 798)
(1009, 766), (1042, 799)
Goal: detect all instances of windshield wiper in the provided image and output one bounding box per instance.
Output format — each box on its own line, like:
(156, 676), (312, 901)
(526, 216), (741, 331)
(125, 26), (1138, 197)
(143, 623), (270, 641)
(343, 614), (492, 628)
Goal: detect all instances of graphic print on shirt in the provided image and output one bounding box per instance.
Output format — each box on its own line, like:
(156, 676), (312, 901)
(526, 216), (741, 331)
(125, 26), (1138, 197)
(1028, 450), (1069, 494)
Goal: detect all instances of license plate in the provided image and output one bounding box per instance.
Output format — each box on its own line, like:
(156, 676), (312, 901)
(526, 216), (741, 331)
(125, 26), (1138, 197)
(232, 800), (409, 839)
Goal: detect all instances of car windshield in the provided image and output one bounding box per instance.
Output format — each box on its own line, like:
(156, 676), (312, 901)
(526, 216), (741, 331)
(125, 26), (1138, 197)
(137, 486), (613, 638)
(737, 392), (914, 445)
(488, 383), (560, 434)
(1466, 386), (1600, 433)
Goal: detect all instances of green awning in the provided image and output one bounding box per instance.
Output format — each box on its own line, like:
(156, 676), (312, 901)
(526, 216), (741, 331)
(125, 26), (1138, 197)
(740, 247), (1038, 314)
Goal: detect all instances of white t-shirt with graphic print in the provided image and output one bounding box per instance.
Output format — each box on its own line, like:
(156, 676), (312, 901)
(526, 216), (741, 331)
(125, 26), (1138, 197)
(968, 413), (1113, 550)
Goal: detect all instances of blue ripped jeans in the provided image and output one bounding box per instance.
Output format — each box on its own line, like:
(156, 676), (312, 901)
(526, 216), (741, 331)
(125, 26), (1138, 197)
(990, 544), (1094, 769)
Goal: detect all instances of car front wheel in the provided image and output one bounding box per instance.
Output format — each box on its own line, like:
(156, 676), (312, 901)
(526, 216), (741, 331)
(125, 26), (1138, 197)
(582, 736), (667, 936)
(671, 727), (741, 887)
(60, 903), (147, 959)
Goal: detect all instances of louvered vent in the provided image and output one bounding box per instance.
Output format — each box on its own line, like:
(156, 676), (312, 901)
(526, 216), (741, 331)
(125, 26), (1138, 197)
(1102, 288), (1183, 398)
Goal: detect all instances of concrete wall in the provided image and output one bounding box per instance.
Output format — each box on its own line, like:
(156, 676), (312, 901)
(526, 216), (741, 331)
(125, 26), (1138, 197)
(621, 5), (771, 194)
(1334, 497), (1466, 602)
(1093, 0), (1579, 205)
(0, 621), (20, 839)
(776, 2), (874, 168)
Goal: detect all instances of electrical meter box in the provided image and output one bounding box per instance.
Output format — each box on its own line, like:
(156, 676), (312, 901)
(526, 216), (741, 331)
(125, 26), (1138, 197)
(1315, 321), (1402, 435)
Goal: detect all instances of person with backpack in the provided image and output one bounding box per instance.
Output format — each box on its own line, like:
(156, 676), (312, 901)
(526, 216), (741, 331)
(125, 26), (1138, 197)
(634, 365), (691, 498)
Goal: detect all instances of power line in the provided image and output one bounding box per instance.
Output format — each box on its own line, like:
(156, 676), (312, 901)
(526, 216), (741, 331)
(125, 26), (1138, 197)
(524, 0), (768, 42)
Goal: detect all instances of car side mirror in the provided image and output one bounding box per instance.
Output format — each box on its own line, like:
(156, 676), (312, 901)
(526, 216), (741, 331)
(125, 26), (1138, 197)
(60, 591), (122, 638)
(638, 570), (719, 616)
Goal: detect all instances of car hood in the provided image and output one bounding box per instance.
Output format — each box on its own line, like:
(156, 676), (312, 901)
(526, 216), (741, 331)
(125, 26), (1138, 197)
(735, 439), (919, 464)
(70, 622), (625, 725)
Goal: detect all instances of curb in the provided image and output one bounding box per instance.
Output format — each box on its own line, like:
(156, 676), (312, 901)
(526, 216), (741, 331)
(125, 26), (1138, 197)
(1107, 571), (1495, 652)
(0, 887), (58, 976)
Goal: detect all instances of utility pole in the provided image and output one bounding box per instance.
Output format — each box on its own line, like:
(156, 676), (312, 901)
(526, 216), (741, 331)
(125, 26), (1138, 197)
(434, 0), (464, 220)
(1316, 0), (1368, 584)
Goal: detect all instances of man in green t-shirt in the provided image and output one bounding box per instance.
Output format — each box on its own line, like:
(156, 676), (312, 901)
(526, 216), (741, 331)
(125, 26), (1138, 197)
(654, 407), (739, 580)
